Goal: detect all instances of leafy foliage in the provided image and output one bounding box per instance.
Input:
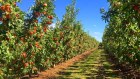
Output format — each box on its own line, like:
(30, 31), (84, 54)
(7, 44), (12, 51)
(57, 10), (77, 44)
(102, 0), (140, 67)
(0, 0), (98, 78)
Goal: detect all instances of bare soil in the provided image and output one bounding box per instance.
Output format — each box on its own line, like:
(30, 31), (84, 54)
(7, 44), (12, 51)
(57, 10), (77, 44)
(31, 48), (97, 79)
(22, 48), (140, 79)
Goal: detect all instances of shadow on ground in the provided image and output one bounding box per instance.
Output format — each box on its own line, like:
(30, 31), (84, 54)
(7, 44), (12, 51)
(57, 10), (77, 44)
(57, 50), (122, 79)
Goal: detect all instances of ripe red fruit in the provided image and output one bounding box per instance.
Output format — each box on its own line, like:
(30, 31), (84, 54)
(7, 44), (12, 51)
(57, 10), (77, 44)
(24, 63), (29, 67)
(43, 26), (47, 32)
(48, 15), (53, 19)
(6, 14), (10, 19)
(21, 52), (27, 58)
(133, 5), (139, 11)
(35, 42), (39, 45)
(0, 6), (5, 11)
(16, 14), (19, 17)
(42, 12), (47, 15)
(46, 21), (52, 25)
(29, 62), (34, 65)
(5, 4), (11, 12)
(33, 30), (36, 34)
(53, 37), (58, 41)
(43, 3), (47, 7)
(56, 42), (59, 46)
(0, 17), (3, 21)
(6, 37), (10, 41)
(29, 31), (34, 35)
(14, 2), (17, 6)
(20, 37), (24, 42)
(34, 12), (40, 17)
(34, 20), (38, 23)
(35, 42), (40, 48)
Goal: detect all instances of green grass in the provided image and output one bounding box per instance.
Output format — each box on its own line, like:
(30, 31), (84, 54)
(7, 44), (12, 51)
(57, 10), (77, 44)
(57, 49), (122, 79)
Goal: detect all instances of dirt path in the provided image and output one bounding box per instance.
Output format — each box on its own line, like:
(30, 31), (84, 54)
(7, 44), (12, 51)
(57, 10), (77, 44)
(57, 49), (122, 79)
(32, 48), (97, 79)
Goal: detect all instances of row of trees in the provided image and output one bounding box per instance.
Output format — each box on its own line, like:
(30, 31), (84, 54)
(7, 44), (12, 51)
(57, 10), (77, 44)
(102, 0), (140, 67)
(0, 0), (98, 78)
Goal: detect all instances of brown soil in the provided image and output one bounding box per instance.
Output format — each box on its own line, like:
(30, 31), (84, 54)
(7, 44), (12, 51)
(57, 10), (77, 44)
(30, 48), (97, 79)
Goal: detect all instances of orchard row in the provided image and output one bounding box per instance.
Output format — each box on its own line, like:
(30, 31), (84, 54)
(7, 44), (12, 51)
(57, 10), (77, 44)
(102, 0), (140, 67)
(0, 0), (98, 78)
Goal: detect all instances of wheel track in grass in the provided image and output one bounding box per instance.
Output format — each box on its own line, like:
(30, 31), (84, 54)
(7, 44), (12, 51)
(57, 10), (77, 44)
(57, 49), (122, 79)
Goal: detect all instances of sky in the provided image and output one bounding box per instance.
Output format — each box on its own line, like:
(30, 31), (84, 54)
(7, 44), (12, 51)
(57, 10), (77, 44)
(18, 0), (109, 42)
